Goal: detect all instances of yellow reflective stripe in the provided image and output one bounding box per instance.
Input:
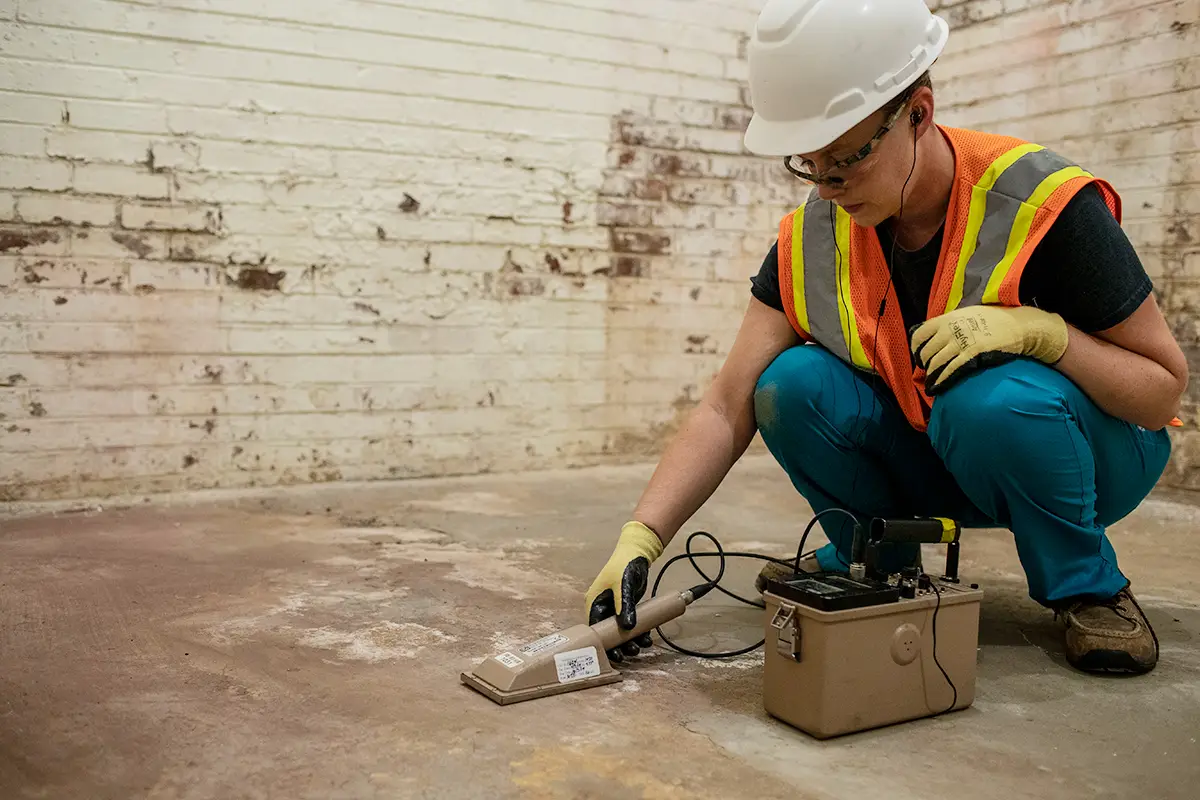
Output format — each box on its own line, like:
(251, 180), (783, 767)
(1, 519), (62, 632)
(982, 166), (1092, 304)
(832, 210), (869, 369)
(945, 143), (1044, 313)
(937, 517), (959, 543)
(791, 203), (809, 331)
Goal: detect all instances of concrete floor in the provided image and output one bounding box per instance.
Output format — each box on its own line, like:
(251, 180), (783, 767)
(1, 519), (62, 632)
(1, 455), (1198, 800)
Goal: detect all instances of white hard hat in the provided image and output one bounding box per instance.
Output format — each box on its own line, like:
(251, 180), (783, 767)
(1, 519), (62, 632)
(743, 0), (950, 157)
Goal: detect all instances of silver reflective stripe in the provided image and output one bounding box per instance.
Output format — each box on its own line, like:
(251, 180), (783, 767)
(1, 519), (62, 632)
(959, 148), (1076, 307)
(800, 190), (851, 364)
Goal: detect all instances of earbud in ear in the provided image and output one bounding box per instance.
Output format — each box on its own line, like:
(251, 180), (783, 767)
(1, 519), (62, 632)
(910, 109), (923, 126)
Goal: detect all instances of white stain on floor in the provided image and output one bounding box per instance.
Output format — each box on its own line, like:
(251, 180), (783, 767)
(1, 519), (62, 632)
(203, 584), (411, 646)
(385, 529), (453, 545)
(698, 653), (764, 670)
(490, 631), (526, 654)
(402, 491), (525, 517)
(727, 541), (795, 554)
(317, 556), (379, 568)
(379, 540), (570, 601)
(300, 621), (457, 662)
(287, 526), (451, 546)
(206, 594), (309, 645)
(274, 524), (576, 602)
(630, 669), (673, 679)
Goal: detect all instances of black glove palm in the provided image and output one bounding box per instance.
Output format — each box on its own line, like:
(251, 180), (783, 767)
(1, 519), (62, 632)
(583, 522), (665, 664)
(587, 556), (654, 663)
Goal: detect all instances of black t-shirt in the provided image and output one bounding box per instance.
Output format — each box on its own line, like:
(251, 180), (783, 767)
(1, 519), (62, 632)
(749, 184), (1152, 335)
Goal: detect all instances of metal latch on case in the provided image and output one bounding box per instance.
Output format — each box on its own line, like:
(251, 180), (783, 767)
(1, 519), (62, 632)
(770, 603), (800, 661)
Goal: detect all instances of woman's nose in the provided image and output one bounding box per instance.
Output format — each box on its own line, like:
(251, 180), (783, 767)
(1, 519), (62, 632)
(817, 181), (843, 201)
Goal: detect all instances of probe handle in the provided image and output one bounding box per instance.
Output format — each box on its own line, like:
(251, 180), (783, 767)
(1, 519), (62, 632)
(591, 591), (689, 651)
(869, 517), (960, 544)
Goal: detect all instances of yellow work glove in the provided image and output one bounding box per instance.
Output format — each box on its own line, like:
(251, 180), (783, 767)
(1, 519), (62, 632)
(911, 305), (1069, 395)
(584, 521), (664, 662)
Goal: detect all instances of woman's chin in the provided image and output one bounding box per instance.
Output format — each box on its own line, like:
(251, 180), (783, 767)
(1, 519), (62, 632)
(840, 202), (878, 225)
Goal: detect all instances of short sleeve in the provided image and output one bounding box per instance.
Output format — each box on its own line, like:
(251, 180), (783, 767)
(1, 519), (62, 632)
(750, 241), (785, 312)
(1018, 184), (1153, 333)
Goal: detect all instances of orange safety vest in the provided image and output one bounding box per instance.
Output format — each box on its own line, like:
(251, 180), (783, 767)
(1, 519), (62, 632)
(775, 125), (1122, 432)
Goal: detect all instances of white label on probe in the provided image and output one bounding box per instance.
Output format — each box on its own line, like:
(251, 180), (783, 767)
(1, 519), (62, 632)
(519, 633), (568, 655)
(494, 652), (524, 669)
(554, 647), (601, 683)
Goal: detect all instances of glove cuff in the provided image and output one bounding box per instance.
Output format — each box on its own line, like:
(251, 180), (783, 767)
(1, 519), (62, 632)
(1044, 312), (1069, 364)
(1022, 307), (1068, 363)
(620, 520), (665, 562)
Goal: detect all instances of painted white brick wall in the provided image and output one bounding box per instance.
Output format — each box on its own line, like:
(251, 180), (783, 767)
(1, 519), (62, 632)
(930, 0), (1200, 488)
(1, 0), (791, 501)
(2, 0), (1196, 502)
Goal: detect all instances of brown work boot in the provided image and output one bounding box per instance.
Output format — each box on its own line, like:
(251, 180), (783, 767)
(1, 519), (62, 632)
(755, 555), (820, 594)
(1060, 587), (1159, 675)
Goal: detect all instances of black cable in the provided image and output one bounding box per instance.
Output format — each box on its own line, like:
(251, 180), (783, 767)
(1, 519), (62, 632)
(654, 531), (770, 611)
(649, 531), (775, 658)
(647, 508), (860, 659)
(926, 577), (959, 715)
(795, 506), (859, 571)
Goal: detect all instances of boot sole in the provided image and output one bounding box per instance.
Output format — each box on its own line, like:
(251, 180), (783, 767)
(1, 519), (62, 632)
(1068, 648), (1157, 675)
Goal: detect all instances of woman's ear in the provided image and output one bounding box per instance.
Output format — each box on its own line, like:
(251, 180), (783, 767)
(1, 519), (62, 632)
(908, 87), (935, 137)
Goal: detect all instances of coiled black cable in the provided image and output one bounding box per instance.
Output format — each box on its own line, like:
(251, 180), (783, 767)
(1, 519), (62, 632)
(647, 508), (861, 659)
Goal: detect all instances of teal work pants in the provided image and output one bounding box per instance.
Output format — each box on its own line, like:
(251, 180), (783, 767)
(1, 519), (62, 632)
(753, 345), (1171, 607)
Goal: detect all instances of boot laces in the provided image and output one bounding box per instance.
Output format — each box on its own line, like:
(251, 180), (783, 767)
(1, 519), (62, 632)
(1056, 590), (1131, 624)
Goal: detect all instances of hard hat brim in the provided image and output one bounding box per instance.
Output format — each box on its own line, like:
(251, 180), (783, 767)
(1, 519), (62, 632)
(742, 111), (861, 159)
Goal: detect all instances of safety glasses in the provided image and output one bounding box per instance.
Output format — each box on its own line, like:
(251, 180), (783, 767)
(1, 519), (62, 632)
(783, 101), (910, 186)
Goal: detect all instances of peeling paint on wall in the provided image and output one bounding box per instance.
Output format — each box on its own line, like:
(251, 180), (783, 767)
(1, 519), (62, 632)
(0, 0), (781, 502)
